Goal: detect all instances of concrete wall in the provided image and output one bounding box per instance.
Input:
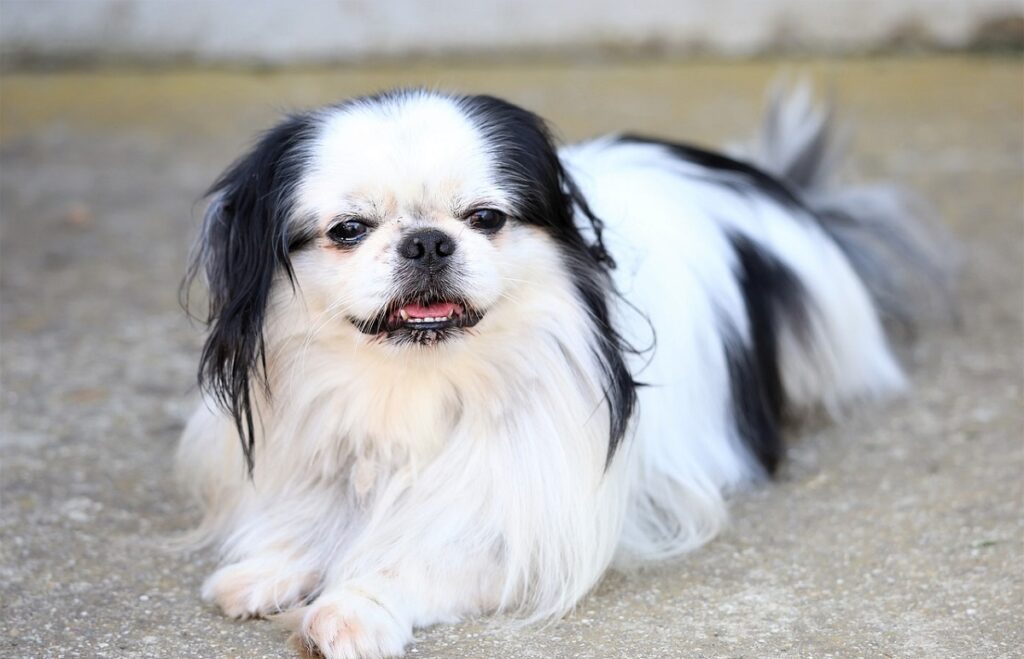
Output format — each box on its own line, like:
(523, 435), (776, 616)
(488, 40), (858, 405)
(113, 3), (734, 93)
(2, 0), (1022, 66)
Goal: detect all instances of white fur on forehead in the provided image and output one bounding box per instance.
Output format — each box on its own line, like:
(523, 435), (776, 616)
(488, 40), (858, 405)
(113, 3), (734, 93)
(296, 91), (511, 224)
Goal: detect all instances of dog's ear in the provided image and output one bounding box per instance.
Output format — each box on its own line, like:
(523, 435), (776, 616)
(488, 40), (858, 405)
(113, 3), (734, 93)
(555, 167), (639, 466)
(186, 113), (317, 474)
(459, 94), (638, 465)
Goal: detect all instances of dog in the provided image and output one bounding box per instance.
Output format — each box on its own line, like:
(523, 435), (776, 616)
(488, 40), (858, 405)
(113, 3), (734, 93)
(177, 83), (943, 658)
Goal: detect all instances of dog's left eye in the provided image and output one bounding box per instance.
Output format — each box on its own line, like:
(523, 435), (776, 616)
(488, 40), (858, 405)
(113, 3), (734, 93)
(465, 208), (507, 233)
(328, 219), (369, 244)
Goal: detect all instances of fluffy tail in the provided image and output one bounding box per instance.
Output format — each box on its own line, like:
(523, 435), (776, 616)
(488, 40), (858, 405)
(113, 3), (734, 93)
(736, 79), (955, 332)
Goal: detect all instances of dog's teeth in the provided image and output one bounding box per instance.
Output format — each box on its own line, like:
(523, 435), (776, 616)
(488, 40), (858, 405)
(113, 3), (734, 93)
(403, 313), (458, 325)
(399, 309), (409, 321)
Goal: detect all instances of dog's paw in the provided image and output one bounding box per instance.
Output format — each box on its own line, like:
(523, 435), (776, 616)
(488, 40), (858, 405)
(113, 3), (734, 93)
(294, 589), (412, 659)
(202, 559), (319, 619)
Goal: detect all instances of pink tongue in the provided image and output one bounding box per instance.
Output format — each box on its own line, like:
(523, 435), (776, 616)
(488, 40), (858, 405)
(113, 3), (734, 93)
(403, 301), (457, 319)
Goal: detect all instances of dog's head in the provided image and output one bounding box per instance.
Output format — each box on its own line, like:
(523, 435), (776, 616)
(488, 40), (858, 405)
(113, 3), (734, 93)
(187, 89), (633, 470)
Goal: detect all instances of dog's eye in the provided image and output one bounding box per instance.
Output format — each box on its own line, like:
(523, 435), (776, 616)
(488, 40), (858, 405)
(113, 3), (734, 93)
(465, 209), (507, 233)
(328, 219), (369, 244)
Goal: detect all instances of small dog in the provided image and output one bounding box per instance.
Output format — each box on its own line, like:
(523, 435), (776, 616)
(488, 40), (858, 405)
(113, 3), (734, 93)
(178, 83), (941, 658)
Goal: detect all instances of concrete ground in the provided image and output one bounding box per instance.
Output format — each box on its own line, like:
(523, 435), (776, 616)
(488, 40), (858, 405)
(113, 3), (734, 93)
(1, 57), (1021, 658)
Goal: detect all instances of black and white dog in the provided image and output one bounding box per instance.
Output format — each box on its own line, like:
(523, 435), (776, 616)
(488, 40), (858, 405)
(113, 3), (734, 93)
(178, 83), (941, 658)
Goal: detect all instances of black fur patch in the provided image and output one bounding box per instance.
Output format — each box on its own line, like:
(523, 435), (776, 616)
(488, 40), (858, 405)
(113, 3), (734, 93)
(724, 233), (809, 474)
(617, 132), (816, 473)
(459, 94), (638, 464)
(617, 134), (809, 212)
(185, 112), (318, 474)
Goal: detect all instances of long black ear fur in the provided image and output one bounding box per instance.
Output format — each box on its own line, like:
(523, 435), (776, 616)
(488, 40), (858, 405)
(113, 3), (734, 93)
(185, 113), (317, 474)
(457, 93), (640, 465)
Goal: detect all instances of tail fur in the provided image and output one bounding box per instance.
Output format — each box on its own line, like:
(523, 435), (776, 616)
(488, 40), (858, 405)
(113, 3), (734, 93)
(737, 79), (955, 333)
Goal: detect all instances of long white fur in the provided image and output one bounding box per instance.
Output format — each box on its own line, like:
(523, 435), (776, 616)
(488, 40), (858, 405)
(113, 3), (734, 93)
(178, 88), (909, 658)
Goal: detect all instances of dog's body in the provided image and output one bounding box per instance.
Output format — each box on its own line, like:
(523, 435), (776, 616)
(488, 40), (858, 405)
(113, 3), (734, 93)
(178, 86), (939, 658)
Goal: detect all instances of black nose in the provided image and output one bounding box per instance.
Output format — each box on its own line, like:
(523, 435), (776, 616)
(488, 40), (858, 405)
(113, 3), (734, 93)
(398, 228), (456, 269)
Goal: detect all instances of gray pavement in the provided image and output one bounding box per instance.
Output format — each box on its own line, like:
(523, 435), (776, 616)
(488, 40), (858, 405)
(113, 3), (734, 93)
(1, 57), (1021, 658)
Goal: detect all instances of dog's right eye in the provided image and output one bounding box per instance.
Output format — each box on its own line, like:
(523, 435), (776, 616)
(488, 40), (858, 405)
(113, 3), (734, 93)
(328, 219), (369, 245)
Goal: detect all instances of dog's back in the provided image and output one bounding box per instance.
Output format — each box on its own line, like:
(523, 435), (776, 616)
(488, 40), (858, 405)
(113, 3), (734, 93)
(561, 83), (946, 561)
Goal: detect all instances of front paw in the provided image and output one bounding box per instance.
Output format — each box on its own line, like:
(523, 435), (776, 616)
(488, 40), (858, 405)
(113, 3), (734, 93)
(295, 589), (412, 659)
(202, 559), (318, 619)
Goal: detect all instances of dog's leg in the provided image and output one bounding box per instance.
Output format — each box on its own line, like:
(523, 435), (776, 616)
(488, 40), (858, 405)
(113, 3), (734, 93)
(202, 548), (321, 620)
(292, 542), (501, 659)
(200, 494), (351, 619)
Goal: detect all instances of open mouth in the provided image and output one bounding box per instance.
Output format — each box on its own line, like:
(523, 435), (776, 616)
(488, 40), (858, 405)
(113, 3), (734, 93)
(351, 298), (485, 339)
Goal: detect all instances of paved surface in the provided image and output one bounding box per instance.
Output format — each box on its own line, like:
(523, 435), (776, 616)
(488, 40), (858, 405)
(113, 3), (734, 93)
(1, 57), (1021, 658)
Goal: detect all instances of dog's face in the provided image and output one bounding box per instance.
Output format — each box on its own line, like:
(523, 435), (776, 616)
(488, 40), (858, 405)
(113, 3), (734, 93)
(289, 93), (532, 346)
(190, 89), (634, 469)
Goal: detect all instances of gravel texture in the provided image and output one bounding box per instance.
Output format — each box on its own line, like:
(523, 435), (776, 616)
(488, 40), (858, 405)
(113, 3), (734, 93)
(1, 57), (1021, 658)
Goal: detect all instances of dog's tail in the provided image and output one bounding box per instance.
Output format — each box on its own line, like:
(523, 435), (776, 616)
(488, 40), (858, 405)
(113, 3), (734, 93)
(735, 79), (955, 332)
